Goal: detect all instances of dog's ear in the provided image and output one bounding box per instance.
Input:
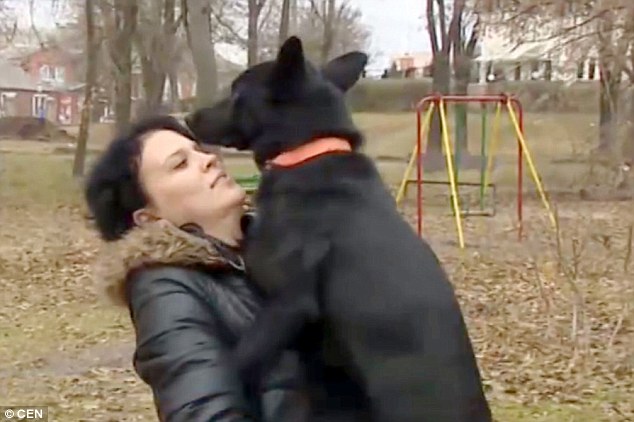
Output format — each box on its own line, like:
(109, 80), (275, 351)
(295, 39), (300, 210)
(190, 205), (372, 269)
(270, 36), (306, 88)
(322, 52), (368, 92)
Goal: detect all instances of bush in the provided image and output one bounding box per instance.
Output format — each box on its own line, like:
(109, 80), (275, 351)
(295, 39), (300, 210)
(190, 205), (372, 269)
(346, 79), (600, 113)
(347, 79), (433, 112)
(181, 79), (601, 114)
(492, 81), (599, 113)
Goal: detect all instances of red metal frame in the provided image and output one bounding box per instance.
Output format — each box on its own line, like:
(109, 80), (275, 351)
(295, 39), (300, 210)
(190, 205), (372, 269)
(414, 94), (525, 241)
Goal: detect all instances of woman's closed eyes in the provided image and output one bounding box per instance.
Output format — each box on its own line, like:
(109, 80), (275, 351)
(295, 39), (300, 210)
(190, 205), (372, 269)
(173, 157), (188, 170)
(166, 143), (209, 171)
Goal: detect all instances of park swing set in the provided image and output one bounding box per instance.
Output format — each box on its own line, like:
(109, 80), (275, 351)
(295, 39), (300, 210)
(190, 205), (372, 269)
(232, 93), (558, 250)
(396, 94), (558, 249)
(395, 97), (504, 217)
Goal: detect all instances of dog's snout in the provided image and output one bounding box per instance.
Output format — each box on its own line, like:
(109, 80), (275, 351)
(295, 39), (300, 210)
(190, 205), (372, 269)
(184, 113), (196, 130)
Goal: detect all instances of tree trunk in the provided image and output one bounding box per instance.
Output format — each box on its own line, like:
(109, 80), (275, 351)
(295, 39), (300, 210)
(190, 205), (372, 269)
(426, 0), (450, 157)
(112, 0), (138, 133)
(168, 70), (180, 111)
(162, 0), (177, 111)
(73, 0), (98, 177)
(137, 41), (167, 113)
(185, 0), (218, 107)
(278, 0), (291, 47)
(597, 64), (620, 152)
(453, 55), (471, 153)
(184, 0), (219, 154)
(320, 0), (336, 64)
(449, 0), (475, 156)
(428, 54), (451, 155)
(290, 0), (298, 34)
(624, 76), (634, 169)
(248, 0), (260, 66)
(135, 0), (179, 114)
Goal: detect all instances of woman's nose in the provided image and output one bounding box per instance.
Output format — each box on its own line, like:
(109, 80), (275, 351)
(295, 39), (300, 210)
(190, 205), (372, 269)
(202, 153), (218, 171)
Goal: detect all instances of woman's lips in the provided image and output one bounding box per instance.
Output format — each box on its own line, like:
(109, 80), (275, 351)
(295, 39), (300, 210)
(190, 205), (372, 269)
(210, 172), (227, 188)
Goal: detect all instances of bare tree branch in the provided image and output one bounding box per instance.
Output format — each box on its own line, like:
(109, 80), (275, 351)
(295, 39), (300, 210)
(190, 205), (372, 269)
(427, 0), (439, 54)
(436, 0), (449, 53)
(28, 0), (46, 48)
(209, 5), (247, 46)
(308, 0), (324, 22)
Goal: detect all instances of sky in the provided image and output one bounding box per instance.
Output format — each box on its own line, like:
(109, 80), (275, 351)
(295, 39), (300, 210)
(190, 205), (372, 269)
(8, 0), (432, 69)
(348, 0), (431, 69)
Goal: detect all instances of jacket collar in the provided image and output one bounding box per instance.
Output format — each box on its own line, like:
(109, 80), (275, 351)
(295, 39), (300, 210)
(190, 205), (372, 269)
(93, 216), (253, 306)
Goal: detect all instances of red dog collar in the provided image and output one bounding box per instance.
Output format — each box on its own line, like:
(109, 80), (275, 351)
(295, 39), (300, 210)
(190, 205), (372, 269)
(267, 137), (352, 168)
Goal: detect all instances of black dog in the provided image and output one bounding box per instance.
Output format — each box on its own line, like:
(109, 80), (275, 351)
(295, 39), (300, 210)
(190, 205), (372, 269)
(186, 36), (492, 422)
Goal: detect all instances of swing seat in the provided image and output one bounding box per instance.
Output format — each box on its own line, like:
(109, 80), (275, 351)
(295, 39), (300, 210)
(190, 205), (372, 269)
(447, 181), (497, 217)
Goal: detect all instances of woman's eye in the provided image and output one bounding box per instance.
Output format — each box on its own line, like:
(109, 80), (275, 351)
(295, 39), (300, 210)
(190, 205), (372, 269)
(174, 159), (187, 169)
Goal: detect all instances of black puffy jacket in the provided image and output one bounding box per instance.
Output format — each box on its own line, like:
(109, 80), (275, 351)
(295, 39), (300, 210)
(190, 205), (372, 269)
(93, 217), (311, 421)
(94, 216), (370, 421)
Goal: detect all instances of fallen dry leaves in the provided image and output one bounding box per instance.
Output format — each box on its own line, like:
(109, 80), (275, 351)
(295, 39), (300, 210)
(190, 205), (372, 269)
(402, 199), (633, 420)
(0, 194), (632, 421)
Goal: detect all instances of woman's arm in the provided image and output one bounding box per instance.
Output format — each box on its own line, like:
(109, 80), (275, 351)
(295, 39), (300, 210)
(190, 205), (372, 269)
(128, 267), (258, 422)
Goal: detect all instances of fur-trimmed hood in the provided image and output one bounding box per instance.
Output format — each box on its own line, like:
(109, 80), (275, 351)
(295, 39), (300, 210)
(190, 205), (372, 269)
(93, 221), (244, 306)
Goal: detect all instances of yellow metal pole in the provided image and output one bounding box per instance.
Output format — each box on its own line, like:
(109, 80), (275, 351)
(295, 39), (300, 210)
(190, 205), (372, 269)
(396, 103), (435, 205)
(482, 102), (502, 194)
(506, 101), (557, 230)
(439, 99), (465, 249)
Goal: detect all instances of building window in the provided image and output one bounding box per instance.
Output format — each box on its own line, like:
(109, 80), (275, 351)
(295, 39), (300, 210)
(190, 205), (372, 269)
(39, 65), (52, 81)
(0, 92), (16, 117)
(514, 63), (522, 81)
(54, 66), (65, 83)
(32, 94), (48, 117)
(163, 79), (171, 102)
(530, 60), (540, 80)
(588, 60), (596, 80)
(544, 60), (553, 81)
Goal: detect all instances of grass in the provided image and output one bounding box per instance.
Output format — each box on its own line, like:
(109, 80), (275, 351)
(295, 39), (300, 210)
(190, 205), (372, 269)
(1, 111), (631, 421)
(354, 110), (598, 159)
(57, 109), (600, 159)
(495, 401), (609, 421)
(1, 110), (604, 198)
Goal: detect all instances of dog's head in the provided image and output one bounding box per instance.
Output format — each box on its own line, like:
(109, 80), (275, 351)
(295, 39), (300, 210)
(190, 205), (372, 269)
(185, 36), (368, 165)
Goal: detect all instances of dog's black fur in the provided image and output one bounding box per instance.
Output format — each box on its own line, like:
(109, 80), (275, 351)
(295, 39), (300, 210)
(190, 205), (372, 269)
(186, 37), (492, 422)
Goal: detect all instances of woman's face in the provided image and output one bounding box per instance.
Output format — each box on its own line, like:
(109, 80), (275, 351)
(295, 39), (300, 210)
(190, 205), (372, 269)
(135, 129), (246, 228)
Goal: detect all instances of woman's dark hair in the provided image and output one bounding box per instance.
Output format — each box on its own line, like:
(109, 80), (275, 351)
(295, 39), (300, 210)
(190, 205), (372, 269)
(85, 115), (197, 241)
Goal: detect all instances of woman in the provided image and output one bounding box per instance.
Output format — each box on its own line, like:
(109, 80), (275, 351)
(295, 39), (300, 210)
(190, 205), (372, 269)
(85, 115), (368, 421)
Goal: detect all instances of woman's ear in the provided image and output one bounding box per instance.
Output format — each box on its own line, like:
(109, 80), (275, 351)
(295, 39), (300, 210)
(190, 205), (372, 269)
(132, 208), (160, 227)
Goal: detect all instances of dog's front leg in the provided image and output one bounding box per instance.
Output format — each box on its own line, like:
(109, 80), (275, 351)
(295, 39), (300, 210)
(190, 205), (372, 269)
(235, 237), (330, 385)
(235, 273), (320, 385)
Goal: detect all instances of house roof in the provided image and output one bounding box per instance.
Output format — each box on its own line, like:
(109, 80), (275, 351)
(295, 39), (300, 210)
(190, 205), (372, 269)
(475, 39), (558, 62)
(0, 44), (36, 61)
(390, 52), (433, 69)
(0, 43), (83, 61)
(0, 60), (41, 91)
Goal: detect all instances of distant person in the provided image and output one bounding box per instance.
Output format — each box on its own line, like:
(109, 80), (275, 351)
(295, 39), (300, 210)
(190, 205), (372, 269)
(38, 105), (46, 126)
(381, 69), (389, 79)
